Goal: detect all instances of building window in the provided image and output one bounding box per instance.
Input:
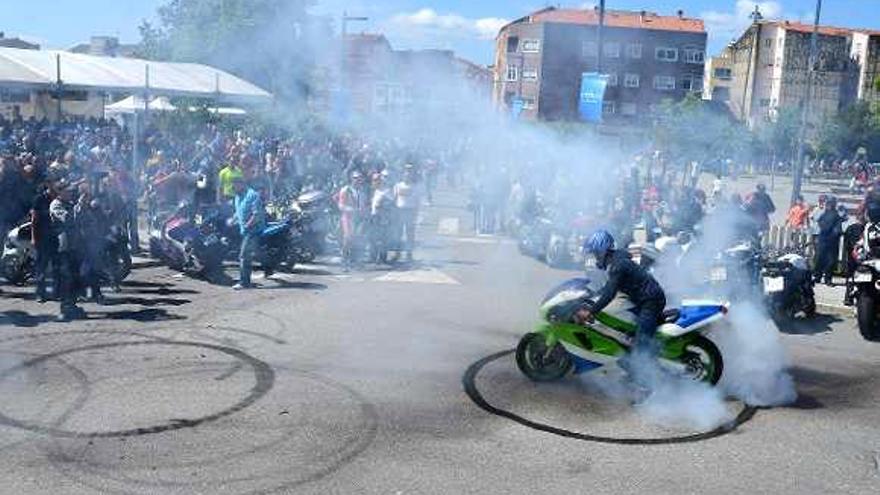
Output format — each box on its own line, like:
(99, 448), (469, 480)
(714, 67), (732, 80)
(603, 42), (620, 58)
(522, 68), (538, 81)
(681, 74), (703, 92)
(505, 65), (518, 82)
(522, 97), (536, 110)
(655, 47), (678, 62)
(683, 48), (704, 64)
(603, 101), (616, 114)
(606, 73), (618, 86)
(507, 36), (519, 53)
(521, 39), (540, 53)
(627, 43), (642, 59)
(582, 41), (598, 58)
(653, 75), (676, 90)
(764, 38), (774, 48)
(621, 102), (637, 115)
(624, 73), (641, 88)
(760, 98), (771, 107)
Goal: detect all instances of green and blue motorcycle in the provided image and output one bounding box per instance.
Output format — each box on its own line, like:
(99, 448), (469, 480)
(516, 278), (727, 385)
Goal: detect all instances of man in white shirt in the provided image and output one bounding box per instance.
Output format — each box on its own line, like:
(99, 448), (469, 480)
(393, 165), (421, 262)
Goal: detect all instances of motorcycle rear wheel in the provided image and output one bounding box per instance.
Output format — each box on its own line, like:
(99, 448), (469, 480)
(856, 291), (880, 342)
(516, 333), (573, 382)
(679, 336), (724, 385)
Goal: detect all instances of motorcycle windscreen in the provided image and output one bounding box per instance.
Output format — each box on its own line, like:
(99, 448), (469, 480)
(540, 278), (593, 305)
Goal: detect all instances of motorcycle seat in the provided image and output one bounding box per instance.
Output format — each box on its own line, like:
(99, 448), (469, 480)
(659, 308), (681, 324)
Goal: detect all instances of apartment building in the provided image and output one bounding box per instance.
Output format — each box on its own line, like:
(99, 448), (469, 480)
(492, 6), (707, 121)
(330, 33), (491, 116)
(704, 47), (734, 102)
(851, 31), (880, 103)
(727, 20), (880, 130)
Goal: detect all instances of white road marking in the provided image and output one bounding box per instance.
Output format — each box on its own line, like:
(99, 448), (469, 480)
(438, 217), (460, 236)
(372, 268), (460, 285)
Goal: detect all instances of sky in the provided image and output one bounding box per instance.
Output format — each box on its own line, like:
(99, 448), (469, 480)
(4, 0), (880, 65)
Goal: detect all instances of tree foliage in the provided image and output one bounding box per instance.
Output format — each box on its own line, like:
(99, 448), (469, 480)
(816, 101), (880, 160)
(652, 94), (750, 167)
(137, 0), (329, 102)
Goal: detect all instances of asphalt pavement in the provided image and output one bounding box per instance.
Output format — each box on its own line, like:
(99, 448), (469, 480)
(1, 186), (879, 494)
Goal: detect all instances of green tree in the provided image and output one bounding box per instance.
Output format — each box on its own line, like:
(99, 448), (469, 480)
(816, 101), (880, 160)
(138, 0), (327, 102)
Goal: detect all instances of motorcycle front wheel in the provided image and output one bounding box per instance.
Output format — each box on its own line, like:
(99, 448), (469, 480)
(515, 333), (573, 382)
(1, 255), (29, 285)
(856, 291), (880, 342)
(679, 336), (724, 385)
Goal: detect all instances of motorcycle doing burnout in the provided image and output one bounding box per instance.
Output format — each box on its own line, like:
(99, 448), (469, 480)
(516, 278), (728, 385)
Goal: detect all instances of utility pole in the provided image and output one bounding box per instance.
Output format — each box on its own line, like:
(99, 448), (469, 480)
(596, 0), (606, 72)
(792, 0), (822, 205)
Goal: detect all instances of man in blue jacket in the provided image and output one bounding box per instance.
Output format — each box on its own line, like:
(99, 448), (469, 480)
(232, 177), (265, 290)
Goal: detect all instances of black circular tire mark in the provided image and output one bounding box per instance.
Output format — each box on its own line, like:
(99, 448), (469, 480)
(0, 340), (275, 438)
(463, 349), (759, 445)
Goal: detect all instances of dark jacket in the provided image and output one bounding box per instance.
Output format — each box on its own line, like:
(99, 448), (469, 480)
(817, 209), (843, 244)
(591, 250), (665, 314)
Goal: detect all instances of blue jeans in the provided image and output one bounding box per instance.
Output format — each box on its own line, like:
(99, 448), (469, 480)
(239, 232), (257, 286)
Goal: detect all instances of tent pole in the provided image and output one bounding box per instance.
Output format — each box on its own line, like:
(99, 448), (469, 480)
(55, 54), (63, 121)
(144, 64), (151, 125)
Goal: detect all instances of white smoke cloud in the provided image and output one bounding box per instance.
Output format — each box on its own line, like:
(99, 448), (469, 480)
(702, 0), (784, 46)
(388, 8), (508, 41)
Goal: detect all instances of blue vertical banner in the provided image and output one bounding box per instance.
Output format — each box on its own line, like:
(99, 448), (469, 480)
(510, 98), (524, 119)
(578, 72), (608, 123)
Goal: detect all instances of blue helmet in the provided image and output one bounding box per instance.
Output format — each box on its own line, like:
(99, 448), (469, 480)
(584, 229), (615, 258)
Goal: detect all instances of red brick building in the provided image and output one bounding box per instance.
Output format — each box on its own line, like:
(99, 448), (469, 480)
(493, 6), (707, 121)
(336, 33), (492, 116)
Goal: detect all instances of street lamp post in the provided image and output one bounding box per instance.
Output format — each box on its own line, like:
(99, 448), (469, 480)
(597, 0), (606, 73)
(792, 0), (823, 205)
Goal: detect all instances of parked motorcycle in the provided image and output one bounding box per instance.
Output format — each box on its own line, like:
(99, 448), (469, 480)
(851, 222), (880, 341)
(706, 238), (762, 300)
(761, 251), (816, 319)
(103, 224), (132, 286)
(149, 210), (225, 276)
(516, 277), (727, 385)
(1, 221), (35, 285)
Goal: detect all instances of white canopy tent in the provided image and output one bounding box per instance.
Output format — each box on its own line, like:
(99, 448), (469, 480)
(0, 46), (272, 104)
(105, 95), (177, 114)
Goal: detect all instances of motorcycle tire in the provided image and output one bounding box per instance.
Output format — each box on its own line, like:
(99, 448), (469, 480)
(856, 292), (880, 342)
(515, 333), (573, 382)
(680, 336), (724, 385)
(2, 257), (30, 285)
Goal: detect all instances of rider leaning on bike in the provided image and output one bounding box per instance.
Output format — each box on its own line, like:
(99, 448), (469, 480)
(575, 230), (667, 362)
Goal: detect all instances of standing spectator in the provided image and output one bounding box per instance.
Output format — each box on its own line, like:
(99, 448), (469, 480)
(337, 171), (366, 271)
(745, 183), (776, 233)
(393, 165), (421, 262)
(74, 183), (108, 304)
(815, 197), (844, 286)
(31, 180), (57, 302)
(786, 195), (810, 231)
(217, 156), (244, 205)
(50, 184), (84, 321)
(369, 172), (393, 264)
(232, 177), (265, 290)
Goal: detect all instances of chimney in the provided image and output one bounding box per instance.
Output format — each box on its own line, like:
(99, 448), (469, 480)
(677, 9), (684, 19)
